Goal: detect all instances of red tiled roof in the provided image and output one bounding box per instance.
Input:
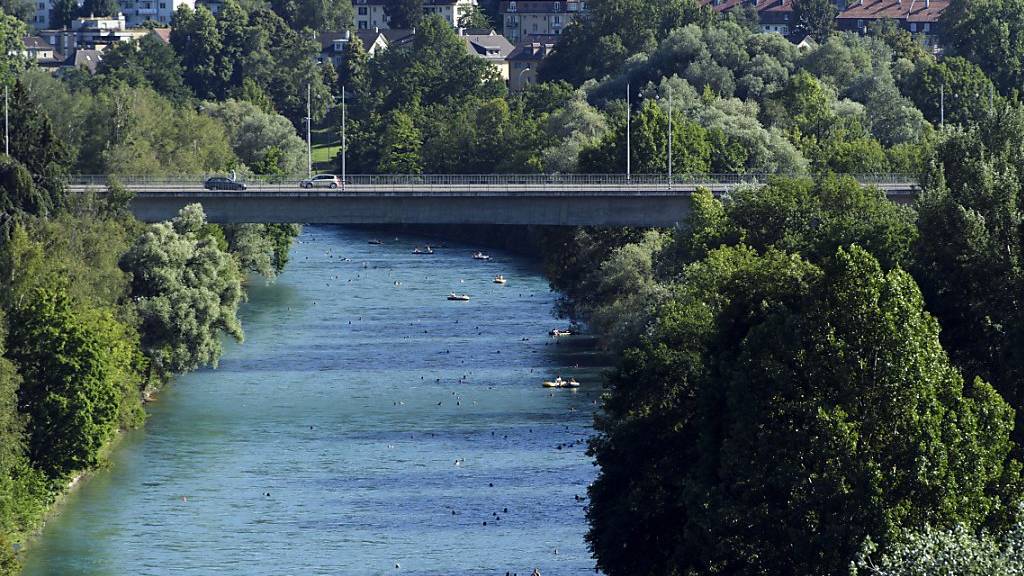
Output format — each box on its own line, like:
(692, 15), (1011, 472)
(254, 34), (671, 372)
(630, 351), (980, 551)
(149, 28), (171, 43)
(836, 0), (947, 22)
(699, 0), (792, 15)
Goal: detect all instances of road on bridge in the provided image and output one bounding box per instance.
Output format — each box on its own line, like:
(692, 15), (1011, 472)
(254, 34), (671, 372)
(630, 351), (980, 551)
(68, 175), (919, 227)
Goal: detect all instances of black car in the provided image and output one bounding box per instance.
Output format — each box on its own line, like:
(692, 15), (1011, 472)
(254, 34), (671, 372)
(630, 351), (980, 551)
(204, 176), (247, 191)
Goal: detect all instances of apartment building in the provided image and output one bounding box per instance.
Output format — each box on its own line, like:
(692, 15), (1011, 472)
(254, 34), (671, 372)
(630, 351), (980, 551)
(352, 0), (475, 30)
(835, 0), (947, 49)
(506, 34), (556, 90)
(498, 0), (586, 44)
(701, 0), (793, 36)
(118, 0), (194, 26)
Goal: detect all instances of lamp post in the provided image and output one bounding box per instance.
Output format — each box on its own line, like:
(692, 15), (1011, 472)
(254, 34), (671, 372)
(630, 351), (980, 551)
(517, 66), (532, 91)
(4, 84), (8, 157)
(341, 85), (347, 187)
(306, 82), (312, 178)
(626, 82), (630, 180)
(667, 85), (672, 188)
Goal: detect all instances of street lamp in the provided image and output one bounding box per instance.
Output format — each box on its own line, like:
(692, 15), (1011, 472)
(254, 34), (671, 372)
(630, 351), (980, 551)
(626, 82), (630, 180)
(517, 66), (532, 91)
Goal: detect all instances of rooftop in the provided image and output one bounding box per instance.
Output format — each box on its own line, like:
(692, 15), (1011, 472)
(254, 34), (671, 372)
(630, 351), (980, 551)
(836, 0), (947, 21)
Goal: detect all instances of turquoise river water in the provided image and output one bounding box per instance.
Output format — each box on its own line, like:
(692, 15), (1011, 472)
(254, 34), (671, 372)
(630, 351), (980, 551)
(23, 225), (603, 576)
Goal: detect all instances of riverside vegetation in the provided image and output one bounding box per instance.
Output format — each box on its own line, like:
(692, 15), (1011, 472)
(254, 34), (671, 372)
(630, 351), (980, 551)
(2, 0), (1024, 572)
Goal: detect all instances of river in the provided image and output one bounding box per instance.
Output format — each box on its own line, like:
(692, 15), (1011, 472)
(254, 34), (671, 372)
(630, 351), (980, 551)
(22, 225), (603, 576)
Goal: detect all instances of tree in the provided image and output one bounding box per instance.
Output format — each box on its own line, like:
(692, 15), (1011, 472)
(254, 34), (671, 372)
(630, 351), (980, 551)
(7, 81), (70, 212)
(50, 0), (78, 28)
(587, 244), (1023, 576)
(7, 285), (142, 479)
(579, 99), (711, 175)
(202, 99), (306, 174)
(270, 0), (353, 31)
(0, 0), (34, 22)
(170, 5), (228, 99)
(223, 223), (301, 277)
(98, 34), (191, 102)
(216, 0), (249, 91)
(792, 0), (837, 42)
(940, 0), (1024, 94)
(457, 4), (491, 29)
(0, 13), (26, 88)
(851, 522), (1024, 576)
(80, 0), (119, 17)
(376, 109), (421, 173)
(119, 204), (244, 375)
(384, 0), (421, 29)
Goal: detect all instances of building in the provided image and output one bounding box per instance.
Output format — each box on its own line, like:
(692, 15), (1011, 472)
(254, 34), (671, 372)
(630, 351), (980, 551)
(506, 34), (556, 90)
(352, 0), (389, 30)
(423, 0), (477, 28)
(32, 0), (53, 30)
(498, 0), (586, 44)
(319, 29), (389, 67)
(73, 48), (104, 73)
(461, 30), (513, 79)
(118, 0), (195, 27)
(352, 0), (476, 29)
(148, 27), (172, 44)
(700, 0), (793, 37)
(22, 35), (58, 62)
(835, 0), (947, 49)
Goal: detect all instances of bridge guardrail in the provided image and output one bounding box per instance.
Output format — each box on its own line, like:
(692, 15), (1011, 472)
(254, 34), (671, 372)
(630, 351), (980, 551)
(67, 173), (919, 193)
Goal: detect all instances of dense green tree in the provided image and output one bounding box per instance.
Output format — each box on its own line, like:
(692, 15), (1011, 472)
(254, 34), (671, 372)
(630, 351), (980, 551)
(98, 34), (192, 102)
(851, 522), (1024, 576)
(539, 0), (713, 85)
(170, 5), (228, 99)
(0, 13), (25, 88)
(384, 0), (421, 29)
(940, 0), (1024, 94)
(50, 0), (78, 28)
(376, 109), (421, 173)
(791, 0), (837, 42)
(217, 0), (249, 91)
(7, 285), (142, 479)
(579, 99), (711, 175)
(0, 0), (33, 22)
(224, 223), (300, 277)
(202, 99), (305, 174)
(901, 56), (997, 127)
(457, 4), (491, 29)
(912, 103), (1024, 447)
(80, 0), (119, 16)
(588, 244), (1023, 576)
(119, 204), (244, 375)
(271, 0), (353, 31)
(7, 82), (69, 213)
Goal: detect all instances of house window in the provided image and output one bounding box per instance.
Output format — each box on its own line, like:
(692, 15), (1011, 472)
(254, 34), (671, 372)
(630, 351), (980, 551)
(923, 22), (930, 32)
(857, 18), (863, 29)
(358, 20), (367, 28)
(160, 2), (165, 7)
(37, 2), (43, 8)
(508, 1), (516, 11)
(359, 6), (367, 14)
(910, 22), (916, 32)
(553, 15), (560, 23)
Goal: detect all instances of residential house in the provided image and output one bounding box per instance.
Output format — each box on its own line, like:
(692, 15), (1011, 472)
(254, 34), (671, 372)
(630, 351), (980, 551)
(32, 0), (53, 29)
(148, 27), (172, 44)
(835, 0), (947, 50)
(118, 0), (195, 26)
(506, 34), (556, 90)
(22, 35), (60, 65)
(352, 0), (476, 29)
(423, 0), (477, 27)
(196, 0), (224, 14)
(318, 29), (389, 67)
(461, 30), (513, 80)
(498, 0), (586, 44)
(71, 14), (147, 46)
(352, 0), (389, 29)
(73, 48), (104, 73)
(700, 0), (794, 37)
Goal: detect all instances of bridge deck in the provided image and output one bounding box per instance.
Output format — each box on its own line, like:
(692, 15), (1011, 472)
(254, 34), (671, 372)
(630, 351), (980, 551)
(68, 175), (919, 226)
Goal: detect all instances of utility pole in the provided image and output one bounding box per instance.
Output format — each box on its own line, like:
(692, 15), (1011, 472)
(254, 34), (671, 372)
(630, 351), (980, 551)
(4, 84), (8, 157)
(306, 83), (312, 178)
(939, 83), (944, 127)
(341, 85), (347, 187)
(667, 86), (672, 188)
(626, 82), (631, 180)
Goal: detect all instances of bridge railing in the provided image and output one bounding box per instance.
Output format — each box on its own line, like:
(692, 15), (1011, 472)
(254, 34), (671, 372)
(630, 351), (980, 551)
(67, 173), (918, 191)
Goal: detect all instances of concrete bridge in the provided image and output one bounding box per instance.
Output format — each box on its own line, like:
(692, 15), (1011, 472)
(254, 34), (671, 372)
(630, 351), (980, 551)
(69, 174), (919, 227)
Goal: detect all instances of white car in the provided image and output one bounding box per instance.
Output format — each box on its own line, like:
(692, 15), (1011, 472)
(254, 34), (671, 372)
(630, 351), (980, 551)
(300, 174), (342, 189)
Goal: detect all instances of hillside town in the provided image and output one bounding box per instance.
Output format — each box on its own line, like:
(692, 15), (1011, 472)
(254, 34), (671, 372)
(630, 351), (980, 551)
(19, 0), (946, 89)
